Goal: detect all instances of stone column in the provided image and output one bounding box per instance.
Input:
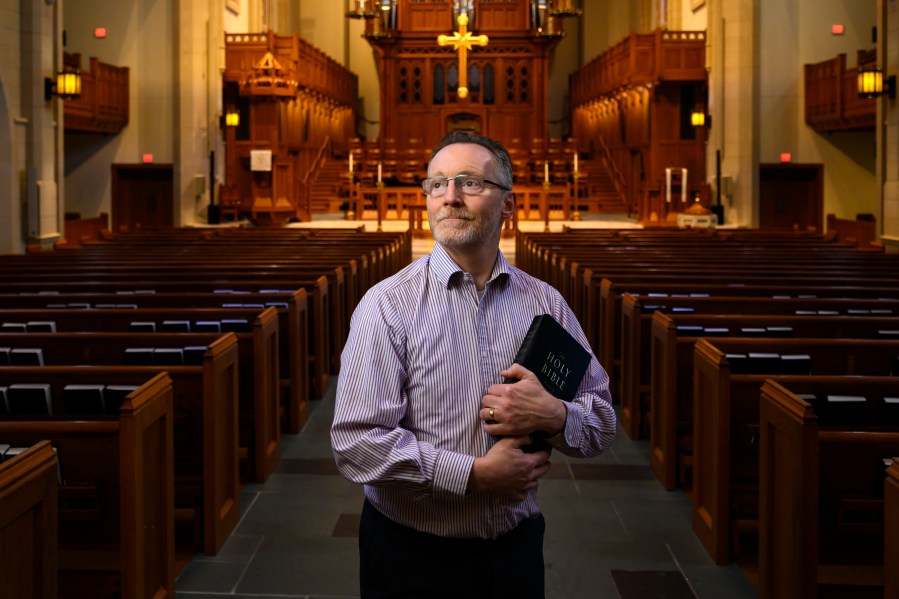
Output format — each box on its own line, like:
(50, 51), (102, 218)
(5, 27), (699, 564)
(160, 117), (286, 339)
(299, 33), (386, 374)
(881, 0), (899, 250)
(706, 0), (759, 227)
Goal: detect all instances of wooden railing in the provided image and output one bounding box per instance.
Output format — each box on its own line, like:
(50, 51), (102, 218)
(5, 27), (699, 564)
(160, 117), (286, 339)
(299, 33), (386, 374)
(597, 136), (628, 208)
(804, 49), (877, 132)
(62, 53), (129, 134)
(224, 32), (357, 108)
(298, 137), (332, 221)
(570, 29), (707, 105)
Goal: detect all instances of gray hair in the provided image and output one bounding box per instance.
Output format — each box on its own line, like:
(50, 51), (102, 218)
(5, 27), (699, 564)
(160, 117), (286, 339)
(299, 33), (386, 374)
(429, 131), (513, 190)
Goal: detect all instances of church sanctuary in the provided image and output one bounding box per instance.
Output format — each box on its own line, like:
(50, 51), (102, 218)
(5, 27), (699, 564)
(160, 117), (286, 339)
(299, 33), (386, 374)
(3, 0), (899, 597)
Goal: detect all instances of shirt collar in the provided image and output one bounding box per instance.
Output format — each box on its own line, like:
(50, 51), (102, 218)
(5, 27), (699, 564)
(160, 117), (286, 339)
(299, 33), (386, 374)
(430, 242), (512, 289)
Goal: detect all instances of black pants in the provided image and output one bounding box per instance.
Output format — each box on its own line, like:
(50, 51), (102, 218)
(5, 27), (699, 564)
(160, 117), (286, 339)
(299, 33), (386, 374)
(359, 499), (545, 599)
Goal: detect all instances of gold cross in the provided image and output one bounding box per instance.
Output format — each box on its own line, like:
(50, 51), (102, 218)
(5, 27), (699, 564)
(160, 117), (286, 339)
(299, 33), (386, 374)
(437, 13), (488, 99)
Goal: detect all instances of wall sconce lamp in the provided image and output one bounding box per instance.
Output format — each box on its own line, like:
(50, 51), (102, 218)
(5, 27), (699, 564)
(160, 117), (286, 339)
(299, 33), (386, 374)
(45, 68), (82, 101)
(691, 110), (711, 128)
(857, 67), (895, 99)
(224, 109), (240, 128)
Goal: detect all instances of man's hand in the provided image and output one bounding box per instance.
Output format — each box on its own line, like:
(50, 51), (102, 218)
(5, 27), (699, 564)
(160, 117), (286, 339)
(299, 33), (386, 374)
(480, 363), (567, 438)
(467, 436), (552, 501)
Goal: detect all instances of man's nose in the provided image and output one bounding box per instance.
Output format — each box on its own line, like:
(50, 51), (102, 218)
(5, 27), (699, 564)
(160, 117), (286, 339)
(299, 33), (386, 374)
(443, 179), (463, 203)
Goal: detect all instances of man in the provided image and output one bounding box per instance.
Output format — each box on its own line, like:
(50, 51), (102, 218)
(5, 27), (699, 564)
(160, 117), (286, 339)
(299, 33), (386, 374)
(331, 131), (617, 598)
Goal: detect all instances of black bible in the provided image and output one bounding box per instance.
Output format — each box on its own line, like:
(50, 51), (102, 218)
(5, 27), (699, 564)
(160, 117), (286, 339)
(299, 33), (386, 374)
(504, 314), (591, 400)
(503, 314), (592, 451)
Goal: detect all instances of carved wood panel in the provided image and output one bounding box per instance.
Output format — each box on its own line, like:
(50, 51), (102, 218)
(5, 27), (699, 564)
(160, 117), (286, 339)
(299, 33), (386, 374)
(368, 0), (562, 156)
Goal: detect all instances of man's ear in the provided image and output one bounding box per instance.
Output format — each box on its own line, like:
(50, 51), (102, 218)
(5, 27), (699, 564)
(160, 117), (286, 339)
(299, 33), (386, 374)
(501, 191), (516, 220)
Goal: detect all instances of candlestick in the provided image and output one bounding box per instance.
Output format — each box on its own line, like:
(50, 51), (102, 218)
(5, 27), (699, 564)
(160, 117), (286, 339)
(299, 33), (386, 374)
(377, 162), (382, 183)
(573, 152), (578, 173)
(349, 153), (353, 173)
(665, 168), (671, 203)
(544, 161), (549, 183)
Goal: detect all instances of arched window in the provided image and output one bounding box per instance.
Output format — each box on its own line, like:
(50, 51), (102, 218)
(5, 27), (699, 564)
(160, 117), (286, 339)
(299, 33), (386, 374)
(448, 64), (459, 93)
(484, 64), (495, 104)
(433, 65), (445, 104)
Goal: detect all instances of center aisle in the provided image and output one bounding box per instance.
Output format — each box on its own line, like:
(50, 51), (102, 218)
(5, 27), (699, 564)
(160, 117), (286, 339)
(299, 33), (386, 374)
(174, 379), (757, 598)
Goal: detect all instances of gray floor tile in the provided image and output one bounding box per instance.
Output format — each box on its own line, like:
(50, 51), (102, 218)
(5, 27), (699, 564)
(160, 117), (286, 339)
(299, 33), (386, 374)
(176, 377), (756, 599)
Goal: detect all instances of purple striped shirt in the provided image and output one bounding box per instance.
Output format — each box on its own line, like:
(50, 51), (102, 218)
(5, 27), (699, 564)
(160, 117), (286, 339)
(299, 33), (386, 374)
(331, 243), (616, 539)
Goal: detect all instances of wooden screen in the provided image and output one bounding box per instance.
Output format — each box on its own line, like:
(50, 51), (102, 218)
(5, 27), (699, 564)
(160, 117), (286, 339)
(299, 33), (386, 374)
(365, 0), (566, 156)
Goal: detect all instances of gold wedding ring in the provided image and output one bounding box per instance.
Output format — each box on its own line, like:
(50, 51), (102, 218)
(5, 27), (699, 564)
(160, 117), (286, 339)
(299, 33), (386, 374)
(489, 407), (495, 420)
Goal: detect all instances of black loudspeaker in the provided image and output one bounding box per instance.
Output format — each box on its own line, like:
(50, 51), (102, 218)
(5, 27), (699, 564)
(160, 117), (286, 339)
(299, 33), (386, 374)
(710, 204), (724, 225)
(208, 204), (222, 224)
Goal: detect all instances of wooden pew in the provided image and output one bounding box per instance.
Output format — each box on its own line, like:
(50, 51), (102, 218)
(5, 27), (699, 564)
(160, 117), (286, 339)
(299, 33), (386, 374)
(0, 440), (58, 599)
(618, 291), (899, 442)
(513, 228), (899, 354)
(886, 458), (899, 599)
(639, 307), (899, 490)
(758, 378), (899, 597)
(530, 239), (898, 305)
(26, 231), (395, 320)
(0, 280), (324, 411)
(0, 335), (239, 556)
(0, 266), (339, 381)
(601, 278), (899, 378)
(595, 275), (899, 380)
(0, 277), (320, 426)
(3, 226), (412, 384)
(0, 373), (175, 599)
(24, 223), (411, 285)
(691, 338), (899, 566)
(0, 304), (291, 471)
(0, 325), (279, 484)
(0, 286), (314, 431)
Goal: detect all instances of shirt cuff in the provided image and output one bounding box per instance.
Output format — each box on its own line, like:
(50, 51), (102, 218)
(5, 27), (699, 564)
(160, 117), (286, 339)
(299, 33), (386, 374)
(432, 451), (474, 500)
(546, 402), (584, 449)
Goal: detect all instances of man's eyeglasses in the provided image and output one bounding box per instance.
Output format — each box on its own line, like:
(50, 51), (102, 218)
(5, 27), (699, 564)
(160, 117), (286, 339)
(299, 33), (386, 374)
(421, 174), (512, 197)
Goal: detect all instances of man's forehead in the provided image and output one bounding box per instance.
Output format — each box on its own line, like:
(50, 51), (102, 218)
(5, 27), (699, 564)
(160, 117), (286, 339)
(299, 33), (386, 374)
(429, 143), (494, 174)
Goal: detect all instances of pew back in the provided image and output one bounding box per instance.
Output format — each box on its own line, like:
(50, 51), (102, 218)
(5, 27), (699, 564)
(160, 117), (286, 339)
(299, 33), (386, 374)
(644, 310), (899, 490)
(0, 325), (279, 484)
(0, 373), (175, 599)
(692, 338), (899, 565)
(759, 379), (899, 597)
(0, 440), (58, 599)
(0, 333), (239, 555)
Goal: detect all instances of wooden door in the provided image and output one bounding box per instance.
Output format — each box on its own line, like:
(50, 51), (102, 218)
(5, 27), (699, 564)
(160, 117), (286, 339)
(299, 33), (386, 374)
(759, 163), (823, 230)
(110, 164), (174, 230)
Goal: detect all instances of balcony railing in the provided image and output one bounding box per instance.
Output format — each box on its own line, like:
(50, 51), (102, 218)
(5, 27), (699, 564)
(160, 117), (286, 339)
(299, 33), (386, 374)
(570, 29), (707, 106)
(62, 53), (129, 134)
(804, 49), (876, 132)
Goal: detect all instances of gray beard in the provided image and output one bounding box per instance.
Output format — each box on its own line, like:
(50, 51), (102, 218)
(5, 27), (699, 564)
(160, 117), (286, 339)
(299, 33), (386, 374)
(431, 210), (503, 248)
